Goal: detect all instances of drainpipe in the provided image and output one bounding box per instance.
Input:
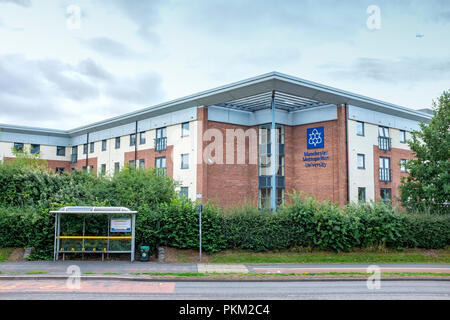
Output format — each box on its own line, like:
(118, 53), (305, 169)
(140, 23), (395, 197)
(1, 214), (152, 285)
(270, 91), (277, 211)
(344, 104), (349, 204)
(135, 121), (138, 168)
(86, 132), (89, 171)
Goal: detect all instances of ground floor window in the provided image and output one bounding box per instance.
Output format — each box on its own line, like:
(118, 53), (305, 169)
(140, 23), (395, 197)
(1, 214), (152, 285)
(358, 187), (366, 203)
(380, 188), (391, 203)
(259, 188), (284, 209)
(155, 157), (166, 176)
(139, 159), (145, 169)
(180, 187), (189, 198)
(55, 168), (65, 174)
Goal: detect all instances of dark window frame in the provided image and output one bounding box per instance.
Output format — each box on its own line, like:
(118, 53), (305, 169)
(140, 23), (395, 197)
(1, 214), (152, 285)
(56, 146), (66, 157)
(13, 142), (24, 153)
(356, 121), (365, 136)
(115, 137), (120, 149)
(357, 154), (365, 169)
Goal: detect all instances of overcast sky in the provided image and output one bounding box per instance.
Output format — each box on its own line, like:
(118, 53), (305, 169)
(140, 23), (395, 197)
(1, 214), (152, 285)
(0, 0), (449, 129)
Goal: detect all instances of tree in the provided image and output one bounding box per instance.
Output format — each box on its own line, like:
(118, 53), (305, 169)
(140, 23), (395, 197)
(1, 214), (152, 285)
(399, 91), (450, 214)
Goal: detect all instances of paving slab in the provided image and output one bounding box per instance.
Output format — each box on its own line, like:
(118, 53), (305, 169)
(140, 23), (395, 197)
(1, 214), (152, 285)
(197, 264), (248, 273)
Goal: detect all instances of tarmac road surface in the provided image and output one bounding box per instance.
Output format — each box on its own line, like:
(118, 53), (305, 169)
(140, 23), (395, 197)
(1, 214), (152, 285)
(0, 279), (449, 300)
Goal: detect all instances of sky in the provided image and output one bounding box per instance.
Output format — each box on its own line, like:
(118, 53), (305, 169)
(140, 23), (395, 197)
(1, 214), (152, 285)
(0, 0), (449, 129)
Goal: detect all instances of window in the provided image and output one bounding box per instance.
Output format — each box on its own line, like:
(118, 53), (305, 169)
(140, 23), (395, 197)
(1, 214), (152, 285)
(155, 157), (166, 176)
(139, 159), (145, 169)
(114, 162), (120, 173)
(57, 146), (66, 157)
(259, 188), (271, 209)
(31, 144), (40, 154)
(83, 143), (88, 154)
(357, 154), (365, 169)
(379, 157), (391, 182)
(181, 122), (189, 137)
(55, 168), (65, 174)
(378, 126), (390, 138)
(180, 187), (189, 198)
(380, 188), (392, 203)
(181, 154), (189, 169)
(356, 121), (365, 136)
(400, 130), (406, 143)
(130, 134), (136, 147)
(129, 160), (136, 167)
(100, 164), (106, 175)
(102, 140), (107, 151)
(13, 142), (24, 153)
(71, 146), (78, 164)
(88, 165), (93, 173)
(90, 142), (94, 153)
(139, 132), (146, 145)
(358, 187), (366, 203)
(115, 137), (120, 149)
(378, 126), (391, 151)
(155, 127), (167, 152)
(400, 159), (407, 173)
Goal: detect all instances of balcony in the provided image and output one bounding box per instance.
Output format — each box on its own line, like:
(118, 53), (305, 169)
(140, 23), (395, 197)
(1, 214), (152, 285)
(258, 175), (285, 189)
(259, 143), (285, 156)
(71, 154), (77, 164)
(379, 168), (392, 183)
(378, 136), (391, 152)
(154, 137), (167, 152)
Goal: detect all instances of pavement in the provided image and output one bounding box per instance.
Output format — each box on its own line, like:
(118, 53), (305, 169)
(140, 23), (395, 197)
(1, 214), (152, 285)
(0, 261), (449, 278)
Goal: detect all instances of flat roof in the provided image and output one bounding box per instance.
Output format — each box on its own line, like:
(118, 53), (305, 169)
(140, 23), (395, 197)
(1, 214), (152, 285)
(0, 72), (433, 137)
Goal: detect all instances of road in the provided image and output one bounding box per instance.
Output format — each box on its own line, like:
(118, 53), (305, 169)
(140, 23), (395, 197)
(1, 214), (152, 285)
(0, 279), (449, 300)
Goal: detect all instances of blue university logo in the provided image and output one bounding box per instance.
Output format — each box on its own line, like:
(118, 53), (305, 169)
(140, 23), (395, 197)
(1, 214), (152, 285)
(307, 127), (324, 149)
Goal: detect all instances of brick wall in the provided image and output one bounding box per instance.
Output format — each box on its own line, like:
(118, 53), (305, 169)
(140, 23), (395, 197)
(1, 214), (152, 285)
(373, 146), (414, 206)
(4, 157), (72, 173)
(124, 145), (174, 177)
(285, 105), (348, 206)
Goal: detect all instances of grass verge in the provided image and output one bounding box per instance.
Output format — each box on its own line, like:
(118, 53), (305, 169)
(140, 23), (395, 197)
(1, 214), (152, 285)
(25, 270), (48, 274)
(208, 248), (450, 264)
(134, 271), (450, 279)
(0, 248), (13, 262)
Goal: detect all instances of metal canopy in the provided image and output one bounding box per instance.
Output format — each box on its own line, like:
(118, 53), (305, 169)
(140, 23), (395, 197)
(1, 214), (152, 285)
(51, 206), (136, 215)
(215, 91), (329, 112)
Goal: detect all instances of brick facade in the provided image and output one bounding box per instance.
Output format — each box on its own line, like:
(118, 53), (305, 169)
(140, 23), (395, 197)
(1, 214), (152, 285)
(124, 145), (174, 177)
(4, 157), (72, 173)
(373, 145), (414, 206)
(285, 105), (348, 205)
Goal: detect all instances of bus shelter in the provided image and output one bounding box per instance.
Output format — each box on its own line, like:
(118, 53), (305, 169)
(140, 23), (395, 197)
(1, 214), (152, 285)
(51, 206), (137, 262)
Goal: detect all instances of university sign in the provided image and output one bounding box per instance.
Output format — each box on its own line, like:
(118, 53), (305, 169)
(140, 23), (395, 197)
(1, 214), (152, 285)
(303, 126), (329, 168)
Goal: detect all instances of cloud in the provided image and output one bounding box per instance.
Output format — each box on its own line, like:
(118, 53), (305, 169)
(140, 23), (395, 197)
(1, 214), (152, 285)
(107, 0), (163, 44)
(79, 37), (140, 59)
(0, 0), (31, 7)
(322, 56), (450, 83)
(0, 55), (165, 128)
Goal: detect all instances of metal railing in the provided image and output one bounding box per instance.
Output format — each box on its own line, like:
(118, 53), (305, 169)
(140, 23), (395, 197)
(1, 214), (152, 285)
(378, 136), (391, 151)
(258, 175), (285, 189)
(155, 137), (167, 152)
(71, 154), (77, 164)
(379, 168), (392, 183)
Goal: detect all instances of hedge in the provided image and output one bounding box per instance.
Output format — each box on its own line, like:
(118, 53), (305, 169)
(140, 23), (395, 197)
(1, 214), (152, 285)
(1, 198), (448, 260)
(0, 157), (448, 260)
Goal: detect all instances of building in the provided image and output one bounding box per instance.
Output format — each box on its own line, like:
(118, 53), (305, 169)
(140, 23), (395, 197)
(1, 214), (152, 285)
(0, 72), (432, 209)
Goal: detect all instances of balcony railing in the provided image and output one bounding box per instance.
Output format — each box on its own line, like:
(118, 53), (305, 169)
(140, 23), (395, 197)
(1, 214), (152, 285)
(154, 137), (167, 152)
(379, 168), (392, 183)
(258, 175), (285, 189)
(71, 154), (77, 164)
(259, 143), (285, 156)
(378, 136), (391, 151)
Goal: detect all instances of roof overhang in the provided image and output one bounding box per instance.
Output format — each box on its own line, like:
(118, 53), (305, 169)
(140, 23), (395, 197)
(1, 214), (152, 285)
(0, 72), (432, 137)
